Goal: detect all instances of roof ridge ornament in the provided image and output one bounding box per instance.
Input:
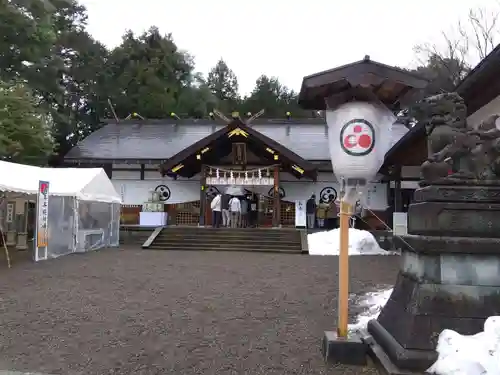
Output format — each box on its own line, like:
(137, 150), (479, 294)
(212, 109), (231, 123)
(247, 109), (265, 124)
(124, 112), (144, 120)
(107, 98), (120, 123)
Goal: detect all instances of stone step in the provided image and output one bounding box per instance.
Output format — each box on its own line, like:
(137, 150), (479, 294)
(119, 230), (154, 246)
(148, 244), (303, 253)
(153, 236), (300, 246)
(148, 227), (303, 253)
(160, 230), (299, 238)
(161, 227), (298, 233)
(156, 232), (300, 239)
(152, 240), (302, 249)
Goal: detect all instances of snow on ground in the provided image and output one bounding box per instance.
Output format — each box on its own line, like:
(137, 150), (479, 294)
(308, 228), (394, 256)
(350, 287), (500, 375)
(314, 228), (500, 374)
(428, 316), (500, 375)
(349, 288), (393, 332)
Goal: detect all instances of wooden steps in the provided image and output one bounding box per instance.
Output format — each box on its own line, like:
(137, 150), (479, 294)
(147, 227), (304, 254)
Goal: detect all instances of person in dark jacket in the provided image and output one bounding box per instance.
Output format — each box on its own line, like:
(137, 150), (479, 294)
(306, 194), (317, 229)
(326, 200), (339, 229)
(248, 194), (258, 227)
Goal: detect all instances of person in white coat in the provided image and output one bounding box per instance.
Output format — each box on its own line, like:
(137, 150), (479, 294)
(228, 196), (241, 228)
(210, 194), (222, 227)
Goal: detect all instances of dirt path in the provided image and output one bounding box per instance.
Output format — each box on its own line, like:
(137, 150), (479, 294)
(0, 249), (399, 375)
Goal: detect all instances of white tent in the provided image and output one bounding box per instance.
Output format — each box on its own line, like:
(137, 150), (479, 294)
(0, 161), (121, 260)
(0, 161), (121, 203)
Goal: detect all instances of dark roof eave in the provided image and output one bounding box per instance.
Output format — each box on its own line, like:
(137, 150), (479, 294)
(302, 58), (429, 86)
(383, 123), (426, 167)
(298, 59), (428, 111)
(386, 43), (500, 161)
(64, 157), (168, 164)
(159, 120), (318, 174)
(455, 43), (500, 94)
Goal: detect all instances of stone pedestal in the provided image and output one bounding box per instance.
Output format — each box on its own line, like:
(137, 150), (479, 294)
(5, 231), (16, 246)
(16, 233), (28, 250)
(367, 181), (500, 373)
(14, 199), (28, 250)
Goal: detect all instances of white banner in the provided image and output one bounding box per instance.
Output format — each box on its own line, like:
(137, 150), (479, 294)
(206, 177), (274, 186)
(35, 180), (49, 261)
(295, 200), (306, 227)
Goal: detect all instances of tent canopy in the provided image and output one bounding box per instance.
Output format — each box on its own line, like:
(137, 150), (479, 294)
(0, 161), (121, 203)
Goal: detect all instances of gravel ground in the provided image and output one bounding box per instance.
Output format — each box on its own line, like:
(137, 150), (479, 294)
(0, 249), (399, 375)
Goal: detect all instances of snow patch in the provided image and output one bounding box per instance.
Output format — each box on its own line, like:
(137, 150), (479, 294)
(349, 288), (392, 332)
(427, 316), (500, 375)
(308, 228), (394, 256)
(349, 288), (500, 375)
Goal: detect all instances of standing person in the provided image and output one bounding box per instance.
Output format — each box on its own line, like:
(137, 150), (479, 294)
(316, 199), (329, 229)
(229, 195), (241, 228)
(221, 192), (231, 227)
(210, 193), (222, 228)
(326, 200), (339, 229)
(249, 194), (258, 227)
(240, 197), (248, 228)
(353, 201), (363, 229)
(306, 194), (317, 229)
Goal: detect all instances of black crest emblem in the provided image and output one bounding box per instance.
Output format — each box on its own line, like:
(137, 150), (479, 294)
(320, 187), (337, 203)
(206, 186), (220, 199)
(268, 187), (285, 199)
(155, 185), (171, 201)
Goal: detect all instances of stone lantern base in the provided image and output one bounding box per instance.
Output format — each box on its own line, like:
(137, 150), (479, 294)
(366, 181), (500, 373)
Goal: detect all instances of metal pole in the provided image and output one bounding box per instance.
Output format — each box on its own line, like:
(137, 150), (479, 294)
(338, 198), (350, 338)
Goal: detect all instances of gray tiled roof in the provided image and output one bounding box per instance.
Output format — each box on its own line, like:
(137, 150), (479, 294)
(65, 119), (408, 162)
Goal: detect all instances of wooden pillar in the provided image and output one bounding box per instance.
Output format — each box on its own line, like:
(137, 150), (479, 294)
(386, 180), (394, 228)
(272, 166), (281, 227)
(140, 164), (145, 180)
(199, 165), (207, 226)
(394, 166), (403, 212)
(394, 180), (403, 211)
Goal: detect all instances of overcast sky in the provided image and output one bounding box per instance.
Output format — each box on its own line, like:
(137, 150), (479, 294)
(80, 0), (497, 94)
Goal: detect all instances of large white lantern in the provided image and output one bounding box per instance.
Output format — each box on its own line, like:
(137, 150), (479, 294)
(298, 57), (428, 349)
(327, 101), (395, 181)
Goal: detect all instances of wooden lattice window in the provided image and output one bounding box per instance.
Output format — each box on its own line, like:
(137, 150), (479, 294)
(280, 201), (295, 227)
(174, 201), (200, 226)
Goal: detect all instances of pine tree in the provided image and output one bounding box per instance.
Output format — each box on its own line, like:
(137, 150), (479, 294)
(207, 59), (239, 112)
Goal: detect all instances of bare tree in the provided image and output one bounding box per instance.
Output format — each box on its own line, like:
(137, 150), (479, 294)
(412, 5), (500, 96)
(462, 6), (500, 60)
(414, 32), (470, 88)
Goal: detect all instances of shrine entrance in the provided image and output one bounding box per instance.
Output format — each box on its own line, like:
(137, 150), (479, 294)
(203, 165), (278, 228)
(159, 113), (318, 227)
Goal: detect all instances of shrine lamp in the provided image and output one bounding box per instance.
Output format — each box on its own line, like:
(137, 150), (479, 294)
(298, 56), (428, 366)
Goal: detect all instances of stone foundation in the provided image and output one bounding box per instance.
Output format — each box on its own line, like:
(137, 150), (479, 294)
(367, 181), (500, 371)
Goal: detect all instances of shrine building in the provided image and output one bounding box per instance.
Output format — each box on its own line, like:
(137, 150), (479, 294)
(63, 51), (500, 229)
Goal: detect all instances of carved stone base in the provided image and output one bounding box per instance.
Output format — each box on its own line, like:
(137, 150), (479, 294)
(367, 182), (500, 372)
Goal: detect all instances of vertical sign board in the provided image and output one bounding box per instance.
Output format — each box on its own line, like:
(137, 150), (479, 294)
(295, 200), (307, 228)
(35, 180), (49, 261)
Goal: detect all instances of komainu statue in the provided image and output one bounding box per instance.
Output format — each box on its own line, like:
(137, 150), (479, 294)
(416, 92), (500, 182)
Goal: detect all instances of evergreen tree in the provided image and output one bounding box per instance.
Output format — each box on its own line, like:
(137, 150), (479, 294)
(0, 81), (54, 164)
(207, 59), (239, 112)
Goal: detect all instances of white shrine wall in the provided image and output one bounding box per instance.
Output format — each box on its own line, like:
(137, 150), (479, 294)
(111, 164), (389, 210)
(466, 93), (500, 127)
